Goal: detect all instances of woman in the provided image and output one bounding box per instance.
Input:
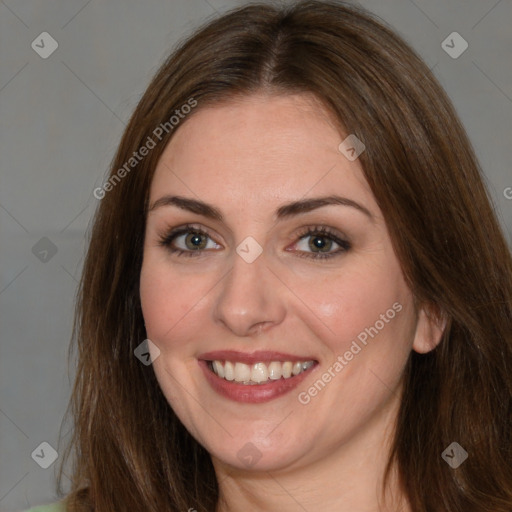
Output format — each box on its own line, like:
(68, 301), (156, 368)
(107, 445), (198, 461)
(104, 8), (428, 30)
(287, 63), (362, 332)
(28, 1), (512, 511)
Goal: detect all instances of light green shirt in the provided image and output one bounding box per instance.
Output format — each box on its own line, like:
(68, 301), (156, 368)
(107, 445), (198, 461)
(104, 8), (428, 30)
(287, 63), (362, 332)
(24, 502), (65, 512)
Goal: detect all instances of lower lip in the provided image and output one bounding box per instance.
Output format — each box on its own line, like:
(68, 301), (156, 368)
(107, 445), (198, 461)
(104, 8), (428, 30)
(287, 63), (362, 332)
(198, 360), (317, 403)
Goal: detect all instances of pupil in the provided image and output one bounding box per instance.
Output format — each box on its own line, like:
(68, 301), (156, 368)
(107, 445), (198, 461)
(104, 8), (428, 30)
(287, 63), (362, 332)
(186, 232), (205, 250)
(310, 235), (331, 252)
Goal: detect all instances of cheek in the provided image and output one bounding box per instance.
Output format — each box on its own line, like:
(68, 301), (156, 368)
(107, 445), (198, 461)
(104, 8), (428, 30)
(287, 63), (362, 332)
(139, 257), (196, 343)
(297, 258), (409, 350)
(139, 253), (225, 356)
(140, 265), (170, 337)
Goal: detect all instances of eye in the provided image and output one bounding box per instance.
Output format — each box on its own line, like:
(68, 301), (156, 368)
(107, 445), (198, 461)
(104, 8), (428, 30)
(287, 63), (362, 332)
(158, 224), (221, 257)
(158, 224), (350, 261)
(290, 226), (351, 260)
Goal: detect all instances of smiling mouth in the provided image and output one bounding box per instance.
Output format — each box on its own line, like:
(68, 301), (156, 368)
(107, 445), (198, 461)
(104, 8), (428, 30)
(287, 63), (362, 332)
(206, 359), (317, 385)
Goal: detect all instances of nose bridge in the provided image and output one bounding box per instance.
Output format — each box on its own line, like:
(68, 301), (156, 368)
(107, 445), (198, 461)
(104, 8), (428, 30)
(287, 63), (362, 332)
(212, 248), (285, 336)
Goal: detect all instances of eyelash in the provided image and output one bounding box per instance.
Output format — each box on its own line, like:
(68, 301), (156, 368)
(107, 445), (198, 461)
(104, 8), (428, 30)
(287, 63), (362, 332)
(157, 223), (351, 260)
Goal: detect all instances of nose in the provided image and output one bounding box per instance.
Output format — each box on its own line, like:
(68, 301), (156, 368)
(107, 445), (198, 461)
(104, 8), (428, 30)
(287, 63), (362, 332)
(212, 250), (286, 337)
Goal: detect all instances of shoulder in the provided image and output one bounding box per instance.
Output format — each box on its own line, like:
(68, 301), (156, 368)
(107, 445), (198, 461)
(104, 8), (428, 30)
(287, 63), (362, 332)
(23, 502), (66, 512)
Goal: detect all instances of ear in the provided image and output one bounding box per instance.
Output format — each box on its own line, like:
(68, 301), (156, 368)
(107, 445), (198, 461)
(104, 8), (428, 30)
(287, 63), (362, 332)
(412, 303), (447, 354)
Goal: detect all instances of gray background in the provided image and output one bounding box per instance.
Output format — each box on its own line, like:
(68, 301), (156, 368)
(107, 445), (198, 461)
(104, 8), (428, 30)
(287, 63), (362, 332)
(1, 0), (510, 510)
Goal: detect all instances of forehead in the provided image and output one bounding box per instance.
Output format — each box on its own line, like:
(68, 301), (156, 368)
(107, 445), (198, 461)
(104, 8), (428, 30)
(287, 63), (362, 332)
(150, 93), (375, 212)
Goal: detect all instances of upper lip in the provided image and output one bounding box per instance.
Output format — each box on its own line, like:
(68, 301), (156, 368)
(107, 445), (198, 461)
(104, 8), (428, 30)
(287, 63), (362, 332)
(198, 350), (318, 365)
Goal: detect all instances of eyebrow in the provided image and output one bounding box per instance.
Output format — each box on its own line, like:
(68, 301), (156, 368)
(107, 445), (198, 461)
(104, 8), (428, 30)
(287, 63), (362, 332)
(148, 194), (373, 221)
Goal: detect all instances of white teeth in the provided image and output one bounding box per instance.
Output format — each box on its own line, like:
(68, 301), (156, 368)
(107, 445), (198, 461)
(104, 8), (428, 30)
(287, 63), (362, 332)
(234, 362), (251, 382)
(292, 362), (302, 376)
(251, 362), (268, 383)
(268, 361), (282, 380)
(209, 359), (315, 384)
(282, 361), (293, 378)
(213, 360), (225, 378)
(224, 361), (235, 381)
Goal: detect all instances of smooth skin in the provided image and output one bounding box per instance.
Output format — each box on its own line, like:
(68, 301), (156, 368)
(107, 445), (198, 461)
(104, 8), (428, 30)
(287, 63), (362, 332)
(139, 92), (444, 512)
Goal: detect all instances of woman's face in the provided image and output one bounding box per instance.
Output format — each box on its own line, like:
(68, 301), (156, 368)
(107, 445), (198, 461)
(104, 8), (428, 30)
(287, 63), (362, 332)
(140, 93), (439, 473)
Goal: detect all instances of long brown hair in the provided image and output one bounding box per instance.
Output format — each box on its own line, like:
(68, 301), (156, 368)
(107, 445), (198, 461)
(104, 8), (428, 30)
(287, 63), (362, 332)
(56, 1), (512, 510)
